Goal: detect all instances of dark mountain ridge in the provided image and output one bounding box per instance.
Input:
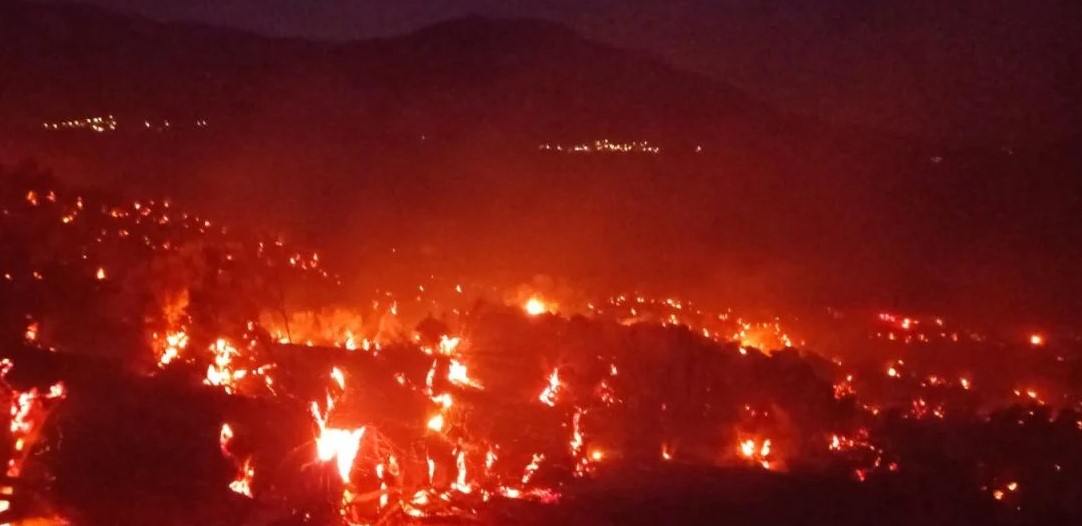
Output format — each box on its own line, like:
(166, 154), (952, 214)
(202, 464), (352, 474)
(1, 0), (1080, 324)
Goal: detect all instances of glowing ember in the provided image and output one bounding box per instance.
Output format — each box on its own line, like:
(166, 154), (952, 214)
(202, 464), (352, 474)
(661, 444), (673, 460)
(219, 423), (235, 456)
(23, 321), (38, 344)
(427, 413), (445, 432)
(1029, 334), (1044, 346)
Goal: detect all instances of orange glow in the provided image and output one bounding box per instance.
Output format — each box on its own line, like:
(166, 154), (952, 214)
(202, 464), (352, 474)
(330, 367), (345, 390)
(439, 335), (461, 354)
(524, 297), (548, 316)
(737, 437), (775, 469)
(23, 322), (38, 344)
(1029, 334), (1044, 346)
(205, 338), (244, 393)
(427, 413), (445, 432)
(219, 423), (234, 455)
(538, 368), (561, 406)
(229, 459), (254, 497)
(521, 453), (544, 484)
(448, 359), (482, 388)
(157, 330), (188, 367)
(315, 427), (364, 482)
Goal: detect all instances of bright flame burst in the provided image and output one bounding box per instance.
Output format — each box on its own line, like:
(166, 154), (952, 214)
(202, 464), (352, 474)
(524, 297), (549, 316)
(205, 338), (245, 393)
(738, 437), (774, 470)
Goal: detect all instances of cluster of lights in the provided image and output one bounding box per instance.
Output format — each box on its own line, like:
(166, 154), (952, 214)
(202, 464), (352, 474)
(42, 115), (117, 133)
(539, 139), (660, 154)
(40, 115), (209, 133)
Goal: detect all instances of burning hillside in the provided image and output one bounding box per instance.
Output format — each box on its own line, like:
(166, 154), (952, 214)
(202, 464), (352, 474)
(2, 167), (1082, 525)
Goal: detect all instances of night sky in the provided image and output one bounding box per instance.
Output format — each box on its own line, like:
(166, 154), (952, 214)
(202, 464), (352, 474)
(42, 1), (1082, 139)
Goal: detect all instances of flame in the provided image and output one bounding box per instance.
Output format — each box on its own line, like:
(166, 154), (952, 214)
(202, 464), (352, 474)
(157, 330), (188, 367)
(3, 364), (66, 484)
(737, 437), (775, 470)
(524, 297), (548, 316)
(205, 338), (244, 393)
(330, 367), (346, 390)
(95, 267), (106, 280)
(522, 453), (544, 484)
(453, 449), (471, 493)
(538, 368), (561, 406)
(448, 359), (481, 389)
(219, 423), (234, 456)
(485, 447), (498, 476)
(439, 335), (461, 354)
(427, 413), (445, 432)
(229, 459), (255, 497)
(23, 321), (38, 344)
(219, 423), (254, 497)
(315, 427), (365, 483)
(1029, 334), (1044, 346)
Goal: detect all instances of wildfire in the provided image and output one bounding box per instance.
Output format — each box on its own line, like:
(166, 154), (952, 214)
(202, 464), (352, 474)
(1, 359), (67, 518)
(11, 179), (1082, 523)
